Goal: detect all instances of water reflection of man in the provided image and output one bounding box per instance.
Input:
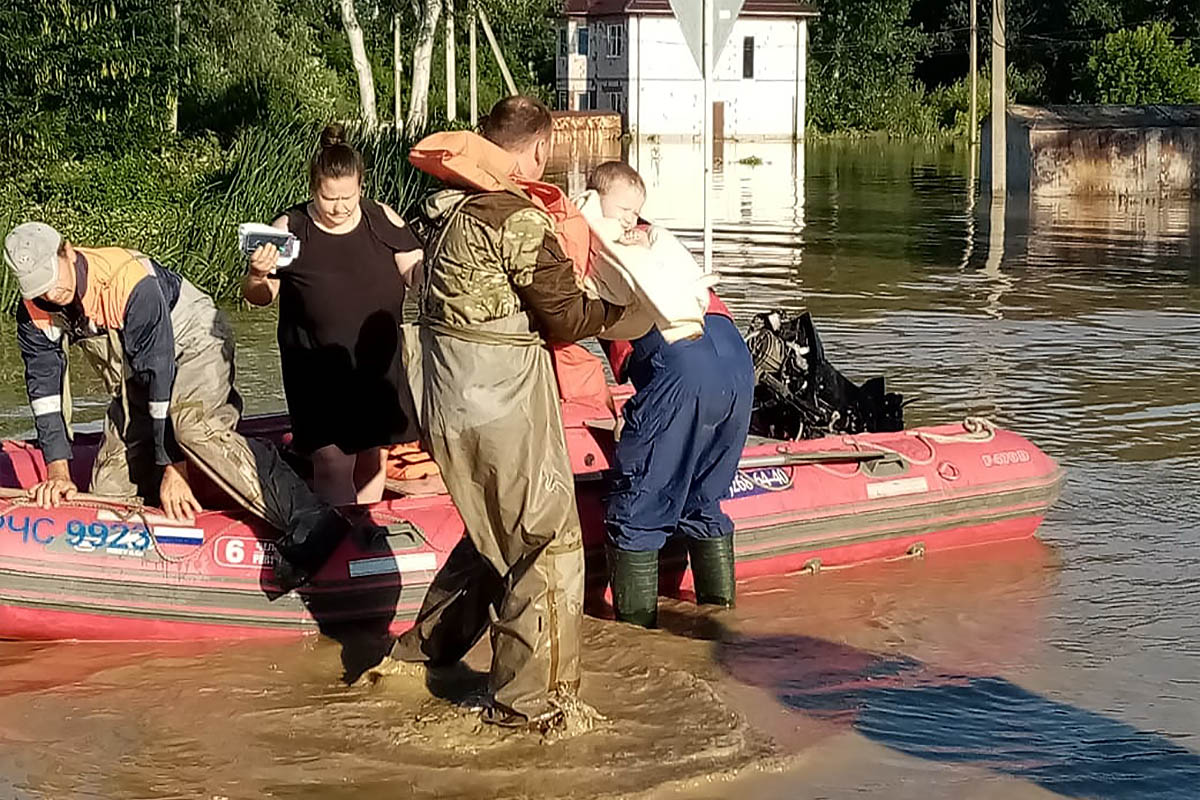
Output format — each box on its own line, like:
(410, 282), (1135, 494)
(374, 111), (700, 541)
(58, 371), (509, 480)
(3, 223), (371, 589)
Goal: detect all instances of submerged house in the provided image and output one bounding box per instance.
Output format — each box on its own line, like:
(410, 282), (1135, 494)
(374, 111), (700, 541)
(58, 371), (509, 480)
(558, 0), (819, 140)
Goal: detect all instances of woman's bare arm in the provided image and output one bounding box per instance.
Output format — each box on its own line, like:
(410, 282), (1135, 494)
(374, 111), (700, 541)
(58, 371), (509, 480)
(381, 202), (425, 290)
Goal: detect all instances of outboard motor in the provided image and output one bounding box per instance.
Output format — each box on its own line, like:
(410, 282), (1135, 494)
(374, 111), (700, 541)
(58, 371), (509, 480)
(744, 311), (904, 440)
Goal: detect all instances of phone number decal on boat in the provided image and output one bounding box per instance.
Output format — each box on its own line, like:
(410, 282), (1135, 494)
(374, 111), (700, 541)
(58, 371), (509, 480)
(65, 520), (151, 556)
(727, 467), (794, 499)
(3, 513), (150, 556)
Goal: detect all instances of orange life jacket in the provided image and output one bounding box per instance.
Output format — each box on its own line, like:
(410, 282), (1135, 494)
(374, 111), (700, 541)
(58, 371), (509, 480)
(409, 131), (615, 413)
(408, 131), (592, 282)
(385, 441), (441, 482)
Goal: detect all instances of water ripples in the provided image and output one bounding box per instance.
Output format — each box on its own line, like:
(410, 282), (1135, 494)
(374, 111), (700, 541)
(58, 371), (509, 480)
(1, 141), (1198, 798)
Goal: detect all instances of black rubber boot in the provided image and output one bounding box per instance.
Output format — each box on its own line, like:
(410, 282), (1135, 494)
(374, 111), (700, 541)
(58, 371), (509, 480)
(273, 508), (354, 592)
(688, 535), (736, 607)
(606, 546), (659, 628)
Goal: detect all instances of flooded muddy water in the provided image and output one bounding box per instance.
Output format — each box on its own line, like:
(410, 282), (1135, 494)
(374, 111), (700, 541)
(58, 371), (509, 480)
(1, 140), (1198, 798)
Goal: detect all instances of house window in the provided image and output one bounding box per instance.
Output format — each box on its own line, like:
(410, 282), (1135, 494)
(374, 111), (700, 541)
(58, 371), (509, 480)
(577, 27), (589, 56)
(577, 92), (591, 111)
(608, 91), (622, 112)
(742, 36), (755, 79)
(557, 90), (568, 110)
(559, 27), (568, 57)
(607, 24), (624, 58)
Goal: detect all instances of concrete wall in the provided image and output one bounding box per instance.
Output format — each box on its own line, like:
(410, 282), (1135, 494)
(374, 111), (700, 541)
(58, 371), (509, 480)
(551, 112), (623, 141)
(982, 109), (1200, 197)
(1027, 127), (1200, 197)
(979, 115), (1034, 195)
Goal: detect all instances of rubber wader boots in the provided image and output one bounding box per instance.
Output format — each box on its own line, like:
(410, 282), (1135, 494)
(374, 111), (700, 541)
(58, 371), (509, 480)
(688, 534), (736, 607)
(607, 546), (659, 628)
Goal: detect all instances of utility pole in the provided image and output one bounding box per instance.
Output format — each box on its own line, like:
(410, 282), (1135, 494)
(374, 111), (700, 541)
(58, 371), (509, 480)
(969, 0), (978, 146)
(991, 0), (1006, 197)
(469, 2), (478, 124)
(445, 0), (457, 121)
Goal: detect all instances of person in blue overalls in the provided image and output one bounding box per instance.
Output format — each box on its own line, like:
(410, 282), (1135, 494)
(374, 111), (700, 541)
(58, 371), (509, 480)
(591, 161), (755, 628)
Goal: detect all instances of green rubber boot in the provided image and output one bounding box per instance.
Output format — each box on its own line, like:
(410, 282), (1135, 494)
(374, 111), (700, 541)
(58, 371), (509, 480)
(688, 535), (736, 608)
(607, 546), (659, 628)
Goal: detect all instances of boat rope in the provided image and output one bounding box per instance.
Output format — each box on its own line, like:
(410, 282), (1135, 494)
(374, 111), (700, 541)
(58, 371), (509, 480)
(850, 436), (937, 467)
(777, 541), (928, 579)
(823, 417), (998, 474)
(100, 502), (196, 565)
(914, 416), (997, 444)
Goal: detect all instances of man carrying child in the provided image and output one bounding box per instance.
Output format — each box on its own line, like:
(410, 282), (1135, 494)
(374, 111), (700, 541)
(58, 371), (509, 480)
(392, 96), (626, 731)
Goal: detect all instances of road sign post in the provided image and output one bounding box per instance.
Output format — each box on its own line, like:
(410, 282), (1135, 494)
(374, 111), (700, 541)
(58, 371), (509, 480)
(669, 0), (745, 275)
(703, 0), (715, 274)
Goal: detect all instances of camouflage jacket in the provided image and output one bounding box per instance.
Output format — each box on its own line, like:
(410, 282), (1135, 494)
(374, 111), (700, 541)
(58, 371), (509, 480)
(418, 188), (623, 343)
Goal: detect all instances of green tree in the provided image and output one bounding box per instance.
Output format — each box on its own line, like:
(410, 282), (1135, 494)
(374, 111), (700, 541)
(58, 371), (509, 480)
(913, 0), (1200, 106)
(0, 0), (175, 160)
(1085, 21), (1200, 103)
(181, 0), (353, 137)
(807, 0), (932, 134)
(479, 0), (559, 97)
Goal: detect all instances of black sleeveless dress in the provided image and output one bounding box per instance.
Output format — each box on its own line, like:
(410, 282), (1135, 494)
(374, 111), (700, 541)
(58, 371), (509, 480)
(278, 199), (416, 455)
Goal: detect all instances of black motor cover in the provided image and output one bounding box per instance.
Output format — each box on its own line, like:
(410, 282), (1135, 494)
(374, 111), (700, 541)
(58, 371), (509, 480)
(743, 311), (904, 440)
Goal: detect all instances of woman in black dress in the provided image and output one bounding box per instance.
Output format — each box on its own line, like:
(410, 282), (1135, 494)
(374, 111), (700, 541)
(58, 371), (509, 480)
(243, 125), (423, 505)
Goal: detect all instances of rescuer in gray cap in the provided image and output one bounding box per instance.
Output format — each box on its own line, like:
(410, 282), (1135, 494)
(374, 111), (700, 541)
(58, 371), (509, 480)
(3, 222), (373, 589)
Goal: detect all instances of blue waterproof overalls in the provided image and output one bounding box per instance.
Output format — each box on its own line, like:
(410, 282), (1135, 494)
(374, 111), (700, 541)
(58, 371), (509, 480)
(605, 313), (755, 552)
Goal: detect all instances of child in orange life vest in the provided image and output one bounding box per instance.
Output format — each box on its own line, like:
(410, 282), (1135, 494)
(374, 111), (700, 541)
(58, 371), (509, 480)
(586, 161), (754, 629)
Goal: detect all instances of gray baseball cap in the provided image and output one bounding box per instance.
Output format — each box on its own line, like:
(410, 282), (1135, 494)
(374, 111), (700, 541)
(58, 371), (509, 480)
(4, 222), (63, 300)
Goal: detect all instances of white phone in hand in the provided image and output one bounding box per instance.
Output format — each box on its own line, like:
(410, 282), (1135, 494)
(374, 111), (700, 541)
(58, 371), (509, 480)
(238, 223), (300, 267)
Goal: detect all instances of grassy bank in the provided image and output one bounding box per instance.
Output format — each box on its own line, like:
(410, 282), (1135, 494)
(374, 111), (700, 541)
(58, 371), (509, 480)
(0, 124), (434, 310)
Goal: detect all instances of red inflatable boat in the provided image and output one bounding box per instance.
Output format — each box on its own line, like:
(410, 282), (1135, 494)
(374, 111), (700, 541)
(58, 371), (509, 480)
(0, 389), (1064, 641)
